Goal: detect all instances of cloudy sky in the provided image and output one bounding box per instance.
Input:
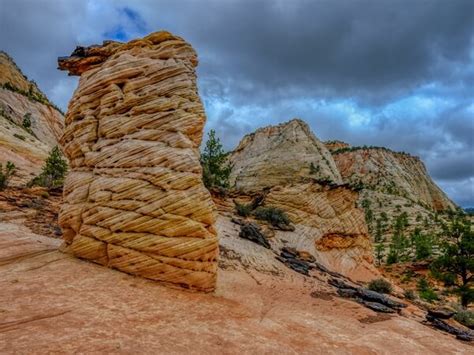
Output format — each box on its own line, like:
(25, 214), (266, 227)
(1, 0), (473, 206)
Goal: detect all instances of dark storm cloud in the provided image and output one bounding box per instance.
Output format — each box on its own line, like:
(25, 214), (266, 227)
(0, 0), (473, 206)
(163, 0), (474, 105)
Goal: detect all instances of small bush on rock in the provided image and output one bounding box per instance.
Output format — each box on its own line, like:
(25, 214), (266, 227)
(253, 206), (290, 227)
(417, 278), (439, 303)
(235, 202), (252, 217)
(404, 289), (416, 300)
(453, 307), (474, 329)
(0, 161), (16, 190)
(368, 278), (393, 294)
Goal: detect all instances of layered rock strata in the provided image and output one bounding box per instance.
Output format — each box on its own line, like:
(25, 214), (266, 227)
(332, 147), (456, 211)
(228, 119), (374, 280)
(57, 32), (218, 291)
(229, 119), (342, 191)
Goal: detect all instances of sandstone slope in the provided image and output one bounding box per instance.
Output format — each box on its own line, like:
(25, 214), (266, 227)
(1, 220), (472, 354)
(228, 119), (374, 281)
(57, 31), (218, 292)
(332, 146), (456, 211)
(0, 51), (64, 184)
(326, 144), (456, 261)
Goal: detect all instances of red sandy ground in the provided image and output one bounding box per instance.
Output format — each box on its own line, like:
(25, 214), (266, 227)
(0, 221), (472, 354)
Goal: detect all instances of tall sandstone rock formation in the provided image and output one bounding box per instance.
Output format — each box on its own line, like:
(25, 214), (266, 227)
(229, 119), (374, 280)
(57, 32), (218, 292)
(0, 51), (64, 184)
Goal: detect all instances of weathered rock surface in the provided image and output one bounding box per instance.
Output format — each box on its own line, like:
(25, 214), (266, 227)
(0, 51), (64, 184)
(332, 147), (456, 211)
(57, 31), (218, 291)
(229, 118), (342, 191)
(1, 222), (472, 353)
(264, 182), (376, 280)
(228, 120), (375, 281)
(330, 146), (456, 259)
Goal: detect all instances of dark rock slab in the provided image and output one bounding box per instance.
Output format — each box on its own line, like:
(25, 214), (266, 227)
(427, 307), (455, 320)
(426, 314), (474, 342)
(328, 278), (358, 290)
(239, 222), (271, 249)
(275, 223), (296, 232)
(337, 288), (358, 298)
(356, 289), (406, 309)
(355, 298), (397, 313)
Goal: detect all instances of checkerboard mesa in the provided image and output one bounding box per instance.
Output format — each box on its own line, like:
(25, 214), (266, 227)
(57, 31), (218, 292)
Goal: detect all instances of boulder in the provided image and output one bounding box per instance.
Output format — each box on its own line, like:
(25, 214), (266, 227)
(239, 222), (271, 249)
(427, 307), (456, 320)
(57, 31), (218, 292)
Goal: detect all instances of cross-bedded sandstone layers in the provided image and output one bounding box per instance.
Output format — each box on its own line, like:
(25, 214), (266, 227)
(332, 147), (456, 211)
(228, 119), (375, 280)
(229, 119), (342, 192)
(57, 32), (218, 292)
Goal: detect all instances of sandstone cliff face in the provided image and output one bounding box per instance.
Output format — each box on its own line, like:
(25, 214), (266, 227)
(332, 147), (456, 211)
(228, 120), (374, 280)
(229, 119), (342, 191)
(0, 52), (64, 184)
(57, 32), (218, 291)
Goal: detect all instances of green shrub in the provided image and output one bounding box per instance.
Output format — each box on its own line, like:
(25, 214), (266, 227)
(419, 289), (439, 303)
(417, 278), (439, 303)
(367, 278), (393, 294)
(22, 113), (32, 129)
(309, 162), (320, 174)
(453, 308), (474, 329)
(235, 202), (252, 217)
(0, 161), (16, 190)
(253, 206), (290, 227)
(30, 146), (68, 188)
(404, 289), (416, 300)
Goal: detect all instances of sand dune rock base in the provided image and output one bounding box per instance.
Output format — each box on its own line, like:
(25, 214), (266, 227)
(57, 31), (218, 292)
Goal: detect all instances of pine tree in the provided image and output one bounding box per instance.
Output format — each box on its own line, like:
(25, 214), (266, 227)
(412, 228), (433, 260)
(375, 243), (385, 266)
(31, 146), (68, 188)
(200, 130), (232, 189)
(430, 213), (474, 307)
